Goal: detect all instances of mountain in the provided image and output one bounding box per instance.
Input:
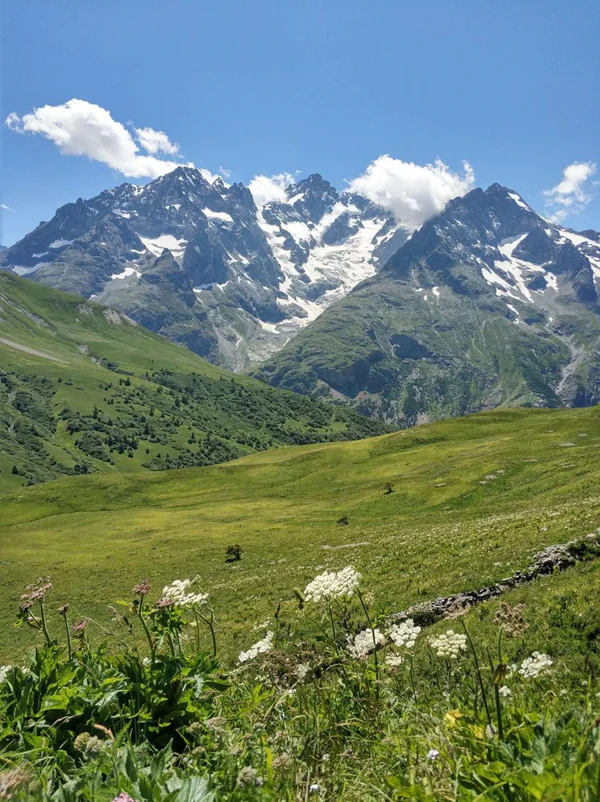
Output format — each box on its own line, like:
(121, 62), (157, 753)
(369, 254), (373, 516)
(0, 167), (401, 370)
(254, 184), (600, 425)
(0, 272), (388, 491)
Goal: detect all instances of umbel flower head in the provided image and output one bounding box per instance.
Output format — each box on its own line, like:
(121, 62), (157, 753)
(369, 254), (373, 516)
(132, 579), (151, 596)
(162, 578), (208, 608)
(238, 632), (274, 663)
(21, 578), (52, 604)
(430, 630), (468, 659)
(304, 566), (361, 603)
(347, 628), (386, 659)
(519, 651), (553, 679)
(389, 618), (421, 649)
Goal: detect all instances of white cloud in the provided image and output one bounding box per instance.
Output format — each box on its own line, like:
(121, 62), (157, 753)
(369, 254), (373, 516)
(1, 203), (14, 211)
(5, 99), (189, 179)
(543, 161), (597, 223)
(134, 126), (180, 156)
(347, 156), (475, 230)
(219, 166), (232, 180)
(248, 172), (295, 207)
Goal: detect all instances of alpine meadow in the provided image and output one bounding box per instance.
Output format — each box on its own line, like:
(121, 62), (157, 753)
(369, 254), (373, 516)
(1, 2), (600, 800)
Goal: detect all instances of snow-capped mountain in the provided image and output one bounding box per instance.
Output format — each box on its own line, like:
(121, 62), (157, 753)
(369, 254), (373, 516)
(255, 184), (600, 423)
(0, 167), (400, 369)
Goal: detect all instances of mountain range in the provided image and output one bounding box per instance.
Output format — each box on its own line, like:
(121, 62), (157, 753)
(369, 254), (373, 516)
(2, 170), (599, 426)
(256, 184), (600, 423)
(0, 167), (402, 371)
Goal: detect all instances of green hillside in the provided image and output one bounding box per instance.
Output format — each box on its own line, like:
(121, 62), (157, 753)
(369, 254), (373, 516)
(0, 272), (387, 491)
(2, 403), (599, 660)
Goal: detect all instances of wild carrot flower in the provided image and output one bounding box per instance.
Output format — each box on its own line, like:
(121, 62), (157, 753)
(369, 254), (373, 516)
(430, 630), (467, 659)
(162, 578), (208, 607)
(84, 736), (106, 756)
(385, 652), (404, 667)
(519, 651), (553, 678)
(73, 732), (91, 753)
(238, 631), (274, 663)
(347, 628), (386, 659)
(499, 685), (512, 697)
(21, 579), (52, 604)
(154, 596), (177, 608)
(304, 566), (361, 602)
(295, 663), (311, 680)
(111, 795), (139, 802)
(389, 618), (421, 649)
(426, 749), (440, 761)
(71, 618), (89, 633)
(236, 766), (263, 787)
(132, 579), (151, 596)
(57, 604), (69, 616)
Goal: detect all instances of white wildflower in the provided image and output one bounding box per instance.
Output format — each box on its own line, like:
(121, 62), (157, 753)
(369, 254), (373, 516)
(347, 628), (386, 659)
(238, 632), (274, 664)
(236, 766), (263, 787)
(389, 618), (421, 649)
(295, 663), (310, 680)
(304, 566), (361, 603)
(498, 685), (512, 698)
(426, 749), (439, 761)
(0, 666), (12, 683)
(430, 630), (467, 659)
(385, 652), (404, 667)
(162, 578), (208, 607)
(518, 652), (553, 679)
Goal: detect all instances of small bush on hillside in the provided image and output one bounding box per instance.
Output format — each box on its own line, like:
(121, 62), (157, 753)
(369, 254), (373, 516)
(225, 544), (242, 563)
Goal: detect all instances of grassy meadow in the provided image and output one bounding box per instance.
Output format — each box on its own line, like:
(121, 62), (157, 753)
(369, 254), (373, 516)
(2, 404), (600, 662)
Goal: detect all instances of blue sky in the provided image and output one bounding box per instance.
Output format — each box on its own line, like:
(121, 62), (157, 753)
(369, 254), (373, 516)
(2, 0), (599, 245)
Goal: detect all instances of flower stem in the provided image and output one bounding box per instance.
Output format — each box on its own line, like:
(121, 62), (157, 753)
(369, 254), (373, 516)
(137, 596), (155, 662)
(39, 601), (53, 647)
(459, 619), (492, 731)
(358, 590), (379, 690)
(63, 615), (72, 660)
(197, 608), (217, 657)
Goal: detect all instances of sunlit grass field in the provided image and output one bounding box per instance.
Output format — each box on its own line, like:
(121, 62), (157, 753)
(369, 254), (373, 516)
(2, 404), (600, 661)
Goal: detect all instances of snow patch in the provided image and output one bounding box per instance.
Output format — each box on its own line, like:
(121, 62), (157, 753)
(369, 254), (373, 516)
(111, 266), (141, 280)
(48, 239), (73, 248)
(508, 192), (530, 210)
(202, 208), (233, 223)
(139, 234), (187, 264)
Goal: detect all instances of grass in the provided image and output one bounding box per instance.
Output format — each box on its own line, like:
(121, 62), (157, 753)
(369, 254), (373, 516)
(2, 403), (600, 661)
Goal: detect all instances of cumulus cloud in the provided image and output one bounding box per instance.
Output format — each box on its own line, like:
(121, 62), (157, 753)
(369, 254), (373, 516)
(248, 172), (295, 207)
(134, 126), (180, 156)
(543, 161), (597, 223)
(348, 156), (475, 230)
(5, 99), (189, 179)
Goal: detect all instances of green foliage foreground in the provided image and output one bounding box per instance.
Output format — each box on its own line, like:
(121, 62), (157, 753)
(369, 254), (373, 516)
(1, 563), (600, 801)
